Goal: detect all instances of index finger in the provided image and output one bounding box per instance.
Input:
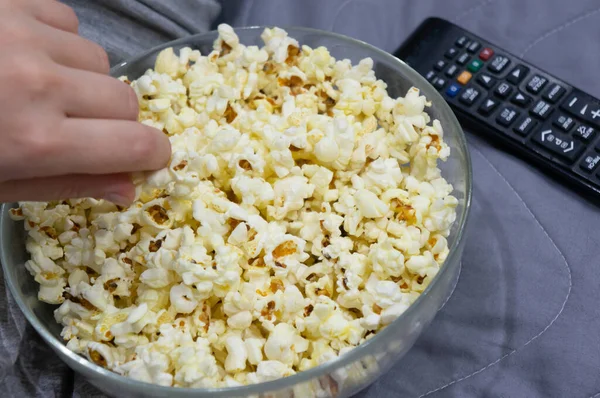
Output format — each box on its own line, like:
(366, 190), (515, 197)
(45, 119), (172, 177)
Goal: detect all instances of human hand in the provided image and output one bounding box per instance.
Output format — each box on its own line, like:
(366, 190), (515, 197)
(0, 0), (171, 205)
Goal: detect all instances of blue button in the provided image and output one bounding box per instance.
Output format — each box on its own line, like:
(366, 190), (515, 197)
(446, 84), (461, 98)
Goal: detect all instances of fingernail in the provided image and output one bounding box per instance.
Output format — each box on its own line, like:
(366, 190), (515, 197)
(103, 192), (133, 207)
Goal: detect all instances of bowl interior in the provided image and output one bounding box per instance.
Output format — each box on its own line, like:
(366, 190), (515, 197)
(0, 26), (471, 397)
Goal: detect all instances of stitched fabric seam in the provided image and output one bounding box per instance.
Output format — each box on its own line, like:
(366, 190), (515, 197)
(438, 262), (461, 311)
(330, 0), (356, 31)
(520, 5), (600, 58)
(453, 0), (498, 23)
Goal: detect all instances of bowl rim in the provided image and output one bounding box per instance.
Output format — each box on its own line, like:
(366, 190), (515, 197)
(0, 25), (472, 396)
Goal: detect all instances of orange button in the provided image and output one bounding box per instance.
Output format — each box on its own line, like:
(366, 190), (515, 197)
(457, 71), (472, 85)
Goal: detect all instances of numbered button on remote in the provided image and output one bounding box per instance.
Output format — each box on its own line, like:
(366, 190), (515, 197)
(446, 64), (459, 78)
(434, 60), (447, 71)
(489, 55), (510, 73)
(526, 75), (548, 94)
(511, 92), (532, 107)
(456, 36), (469, 47)
(553, 115), (575, 132)
(457, 53), (470, 66)
(459, 87), (481, 105)
(507, 65), (530, 84)
(532, 129), (584, 162)
(543, 83), (566, 103)
(425, 70), (436, 82)
(479, 97), (499, 115)
(495, 82), (513, 99)
(445, 48), (458, 59)
(531, 99), (553, 119)
(433, 77), (447, 90)
(514, 116), (538, 137)
(496, 106), (520, 127)
(579, 152), (600, 173)
(477, 74), (496, 89)
(467, 41), (481, 53)
(573, 124), (596, 142)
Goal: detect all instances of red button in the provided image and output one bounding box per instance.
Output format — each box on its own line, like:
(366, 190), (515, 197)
(479, 48), (494, 61)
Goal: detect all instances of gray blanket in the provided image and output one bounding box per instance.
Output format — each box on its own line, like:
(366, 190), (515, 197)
(2, 0), (599, 397)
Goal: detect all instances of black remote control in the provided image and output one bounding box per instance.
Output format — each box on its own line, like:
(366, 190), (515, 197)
(394, 17), (600, 201)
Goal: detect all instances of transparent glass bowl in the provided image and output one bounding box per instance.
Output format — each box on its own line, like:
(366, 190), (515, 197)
(0, 27), (472, 398)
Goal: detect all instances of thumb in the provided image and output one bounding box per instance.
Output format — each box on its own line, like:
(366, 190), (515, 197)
(0, 174), (135, 206)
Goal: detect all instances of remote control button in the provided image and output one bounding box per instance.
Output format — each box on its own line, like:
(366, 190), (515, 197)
(467, 41), (481, 53)
(446, 65), (459, 78)
(479, 47), (494, 61)
(561, 94), (589, 116)
(511, 92), (532, 107)
(526, 75), (548, 94)
(514, 116), (538, 136)
(579, 152), (600, 173)
(494, 82), (513, 99)
(489, 55), (510, 73)
(433, 77), (447, 90)
(560, 94), (600, 128)
(532, 129), (584, 162)
(457, 53), (470, 66)
(496, 106), (520, 127)
(446, 84), (461, 98)
(573, 124), (596, 142)
(543, 83), (566, 103)
(553, 115), (575, 132)
(479, 97), (499, 115)
(459, 87), (481, 106)
(467, 59), (484, 73)
(531, 100), (553, 120)
(434, 60), (447, 71)
(457, 71), (472, 85)
(507, 65), (530, 84)
(445, 48), (458, 59)
(425, 70), (437, 82)
(583, 105), (600, 128)
(456, 36), (469, 48)
(477, 74), (496, 89)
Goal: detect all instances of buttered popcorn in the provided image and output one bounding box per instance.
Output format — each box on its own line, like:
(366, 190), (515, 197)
(11, 24), (458, 389)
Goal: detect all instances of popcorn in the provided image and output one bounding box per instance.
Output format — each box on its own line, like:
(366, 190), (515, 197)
(170, 283), (199, 314)
(224, 334), (248, 372)
(354, 189), (389, 218)
(12, 24), (458, 391)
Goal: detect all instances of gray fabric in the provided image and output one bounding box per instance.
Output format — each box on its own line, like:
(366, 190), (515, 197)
(61, 0), (221, 65)
(2, 0), (600, 397)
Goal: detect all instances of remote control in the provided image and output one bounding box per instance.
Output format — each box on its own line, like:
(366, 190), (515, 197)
(394, 17), (600, 201)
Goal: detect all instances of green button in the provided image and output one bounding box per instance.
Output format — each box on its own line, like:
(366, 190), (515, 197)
(468, 59), (484, 72)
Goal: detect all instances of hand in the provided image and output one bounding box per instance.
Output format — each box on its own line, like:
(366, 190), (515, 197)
(0, 0), (171, 205)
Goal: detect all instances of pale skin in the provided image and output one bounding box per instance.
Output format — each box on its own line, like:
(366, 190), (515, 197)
(0, 0), (172, 205)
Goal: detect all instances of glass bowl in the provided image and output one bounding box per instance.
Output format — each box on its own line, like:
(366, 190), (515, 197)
(0, 26), (472, 398)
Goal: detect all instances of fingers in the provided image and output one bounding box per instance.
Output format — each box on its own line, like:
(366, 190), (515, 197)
(29, 0), (79, 34)
(40, 22), (109, 74)
(58, 67), (138, 120)
(52, 118), (171, 175)
(0, 173), (135, 205)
